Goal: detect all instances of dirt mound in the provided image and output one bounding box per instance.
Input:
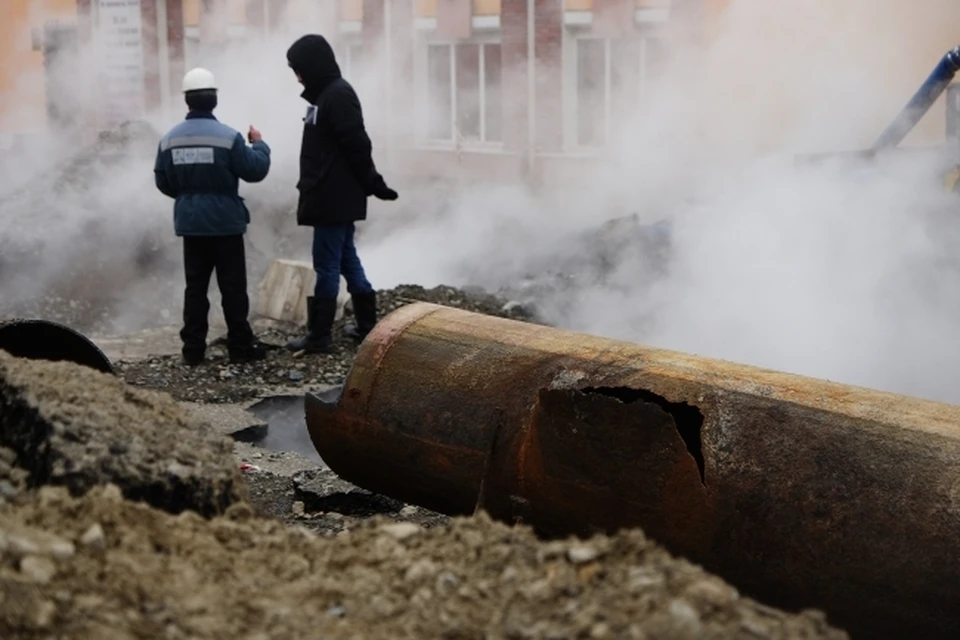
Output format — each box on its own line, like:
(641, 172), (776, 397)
(0, 485), (845, 640)
(0, 352), (244, 517)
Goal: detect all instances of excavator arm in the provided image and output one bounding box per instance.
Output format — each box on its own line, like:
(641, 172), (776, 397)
(872, 45), (960, 151)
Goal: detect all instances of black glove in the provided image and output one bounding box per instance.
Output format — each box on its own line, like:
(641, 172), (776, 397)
(373, 183), (399, 201)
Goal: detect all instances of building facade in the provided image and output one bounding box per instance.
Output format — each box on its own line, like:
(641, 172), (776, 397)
(4, 0), (960, 186)
(1, 0), (721, 185)
(174, 0), (721, 185)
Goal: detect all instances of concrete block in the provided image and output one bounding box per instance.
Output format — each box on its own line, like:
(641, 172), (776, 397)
(254, 259), (348, 325)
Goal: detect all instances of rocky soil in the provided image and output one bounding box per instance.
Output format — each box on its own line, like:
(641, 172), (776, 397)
(117, 284), (537, 404)
(0, 489), (845, 640)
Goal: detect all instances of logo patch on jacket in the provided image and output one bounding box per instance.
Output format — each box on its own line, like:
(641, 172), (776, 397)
(172, 147), (215, 165)
(304, 105), (318, 126)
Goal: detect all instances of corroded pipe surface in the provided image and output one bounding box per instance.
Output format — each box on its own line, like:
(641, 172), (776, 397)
(306, 302), (960, 639)
(0, 319), (114, 374)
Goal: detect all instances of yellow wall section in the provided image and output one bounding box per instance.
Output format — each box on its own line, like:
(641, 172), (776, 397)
(474, 0), (500, 16)
(181, 0), (502, 24)
(0, 0), (76, 133)
(565, 1), (673, 10)
(183, 0), (200, 26)
(415, 0), (435, 17)
(341, 0), (362, 21)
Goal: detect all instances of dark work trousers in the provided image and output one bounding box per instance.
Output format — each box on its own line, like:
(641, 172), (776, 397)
(180, 234), (255, 355)
(312, 223), (374, 299)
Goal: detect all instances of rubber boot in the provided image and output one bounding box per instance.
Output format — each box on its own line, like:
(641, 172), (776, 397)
(287, 297), (336, 354)
(343, 291), (378, 342)
(285, 296), (317, 351)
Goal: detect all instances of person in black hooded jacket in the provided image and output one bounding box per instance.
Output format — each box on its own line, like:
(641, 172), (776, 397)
(284, 34), (398, 354)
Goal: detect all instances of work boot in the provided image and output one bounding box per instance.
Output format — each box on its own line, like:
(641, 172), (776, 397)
(286, 297), (336, 354)
(228, 340), (268, 364)
(182, 347), (205, 367)
(285, 296), (316, 351)
(343, 292), (378, 342)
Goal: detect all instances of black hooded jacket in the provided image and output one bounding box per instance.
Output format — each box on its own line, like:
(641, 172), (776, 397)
(287, 34), (385, 226)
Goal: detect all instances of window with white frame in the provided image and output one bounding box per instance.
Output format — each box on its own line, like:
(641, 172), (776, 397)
(572, 33), (669, 148)
(574, 37), (635, 148)
(425, 42), (502, 143)
(576, 37), (607, 147)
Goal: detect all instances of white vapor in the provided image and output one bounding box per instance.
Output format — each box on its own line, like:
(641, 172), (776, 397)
(2, 0), (960, 406)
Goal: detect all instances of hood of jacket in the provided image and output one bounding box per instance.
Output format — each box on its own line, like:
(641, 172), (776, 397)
(286, 34), (342, 103)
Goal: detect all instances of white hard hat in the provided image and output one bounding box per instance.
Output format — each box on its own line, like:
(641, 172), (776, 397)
(182, 67), (217, 93)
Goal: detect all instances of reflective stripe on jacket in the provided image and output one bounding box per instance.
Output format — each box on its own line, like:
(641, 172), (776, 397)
(154, 112), (271, 237)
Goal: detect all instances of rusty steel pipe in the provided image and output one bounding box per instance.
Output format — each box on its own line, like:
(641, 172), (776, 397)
(306, 302), (960, 639)
(0, 318), (114, 374)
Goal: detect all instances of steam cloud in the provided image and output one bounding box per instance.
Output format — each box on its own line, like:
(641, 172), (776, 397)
(2, 0), (960, 404)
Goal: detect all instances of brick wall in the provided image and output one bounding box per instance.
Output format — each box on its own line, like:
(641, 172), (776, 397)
(361, 0), (385, 46)
(141, 0), (161, 108)
(500, 0), (529, 156)
(534, 0), (563, 152)
(497, 0), (564, 161)
(388, 0), (416, 148)
(245, 0), (265, 34)
(167, 0), (186, 103)
(268, 0), (291, 32)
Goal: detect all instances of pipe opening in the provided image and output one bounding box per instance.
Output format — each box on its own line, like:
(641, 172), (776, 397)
(247, 395), (322, 465)
(247, 387), (342, 466)
(0, 319), (114, 374)
(582, 386), (705, 486)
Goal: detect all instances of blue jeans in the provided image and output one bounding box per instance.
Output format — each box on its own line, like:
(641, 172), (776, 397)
(312, 223), (373, 299)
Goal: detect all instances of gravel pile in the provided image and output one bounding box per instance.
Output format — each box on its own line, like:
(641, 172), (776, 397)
(117, 284), (539, 403)
(0, 351), (244, 517)
(0, 485), (846, 640)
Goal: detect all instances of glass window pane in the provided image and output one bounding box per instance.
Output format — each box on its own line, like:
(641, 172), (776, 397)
(427, 44), (452, 140)
(456, 43), (481, 139)
(577, 38), (606, 147)
(483, 43), (502, 142)
(610, 39), (638, 121)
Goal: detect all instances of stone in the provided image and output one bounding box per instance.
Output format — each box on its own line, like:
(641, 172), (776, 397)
(381, 522), (421, 541)
(20, 555), (57, 584)
(80, 523), (106, 551)
(567, 545), (601, 564)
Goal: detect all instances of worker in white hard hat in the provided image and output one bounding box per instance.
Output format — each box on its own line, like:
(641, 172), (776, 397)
(154, 67), (272, 367)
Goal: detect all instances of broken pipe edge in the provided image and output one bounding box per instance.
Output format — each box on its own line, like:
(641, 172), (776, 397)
(0, 319), (114, 375)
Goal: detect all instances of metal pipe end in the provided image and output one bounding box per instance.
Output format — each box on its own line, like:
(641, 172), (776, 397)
(0, 319), (114, 375)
